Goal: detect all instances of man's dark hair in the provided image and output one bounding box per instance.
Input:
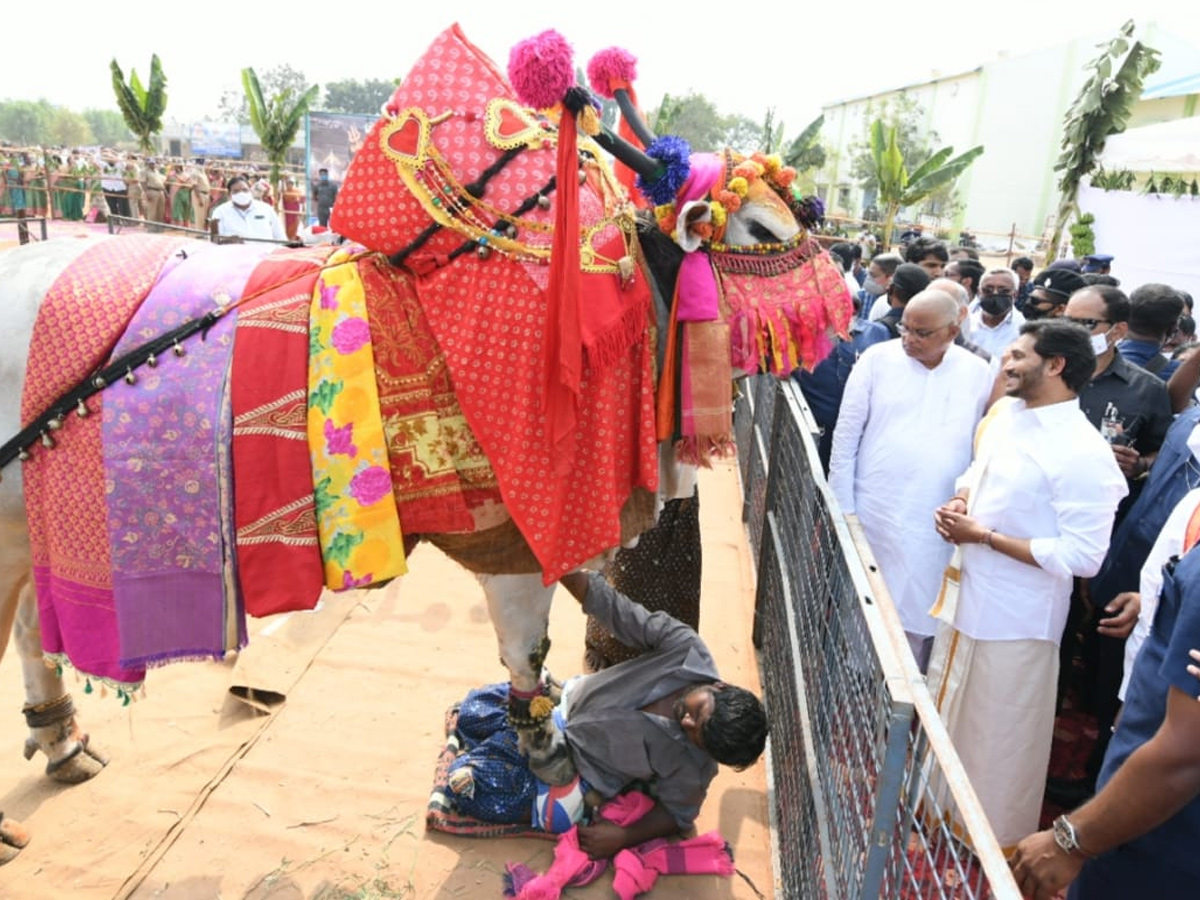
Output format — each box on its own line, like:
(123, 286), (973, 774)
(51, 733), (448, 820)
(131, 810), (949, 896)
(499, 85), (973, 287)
(952, 246), (980, 260)
(1019, 320), (1095, 393)
(954, 259), (986, 292)
(904, 236), (949, 265)
(1011, 256), (1034, 274)
(1081, 273), (1121, 287)
(871, 252), (903, 277)
(702, 686), (769, 770)
(889, 262), (932, 304)
(1129, 284), (1185, 341)
(226, 175), (249, 193)
(1078, 285), (1130, 324)
(1180, 291), (1194, 313)
(829, 242), (856, 273)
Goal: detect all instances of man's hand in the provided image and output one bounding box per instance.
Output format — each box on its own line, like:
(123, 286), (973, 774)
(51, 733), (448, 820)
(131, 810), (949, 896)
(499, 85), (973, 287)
(933, 507), (985, 546)
(1098, 592), (1141, 639)
(577, 820), (629, 859)
(1009, 830), (1086, 900)
(559, 571), (591, 605)
(1110, 443), (1143, 479)
(1188, 649), (1200, 698)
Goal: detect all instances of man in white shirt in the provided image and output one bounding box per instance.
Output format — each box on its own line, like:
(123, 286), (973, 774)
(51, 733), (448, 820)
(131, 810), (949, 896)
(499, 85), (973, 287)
(830, 290), (992, 671)
(968, 268), (1026, 359)
(209, 175), (286, 242)
(930, 319), (1128, 851)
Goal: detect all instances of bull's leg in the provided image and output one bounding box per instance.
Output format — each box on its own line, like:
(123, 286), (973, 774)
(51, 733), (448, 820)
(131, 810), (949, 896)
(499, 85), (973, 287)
(476, 573), (576, 786)
(12, 580), (108, 784)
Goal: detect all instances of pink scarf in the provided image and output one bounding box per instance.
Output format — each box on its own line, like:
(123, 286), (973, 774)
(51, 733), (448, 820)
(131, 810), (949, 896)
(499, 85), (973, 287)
(505, 792), (734, 900)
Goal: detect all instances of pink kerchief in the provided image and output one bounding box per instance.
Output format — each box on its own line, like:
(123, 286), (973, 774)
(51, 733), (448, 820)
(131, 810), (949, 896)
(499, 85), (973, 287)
(673, 153), (724, 323)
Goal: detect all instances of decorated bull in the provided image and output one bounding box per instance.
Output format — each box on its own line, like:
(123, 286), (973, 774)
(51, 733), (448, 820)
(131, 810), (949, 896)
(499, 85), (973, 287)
(0, 24), (850, 863)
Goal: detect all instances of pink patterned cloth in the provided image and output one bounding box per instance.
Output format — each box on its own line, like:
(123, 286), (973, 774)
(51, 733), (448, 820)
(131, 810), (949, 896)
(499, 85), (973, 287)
(22, 235), (189, 686)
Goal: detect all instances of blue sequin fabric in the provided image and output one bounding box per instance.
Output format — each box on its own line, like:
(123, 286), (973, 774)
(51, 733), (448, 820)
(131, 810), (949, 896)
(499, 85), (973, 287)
(447, 683), (538, 824)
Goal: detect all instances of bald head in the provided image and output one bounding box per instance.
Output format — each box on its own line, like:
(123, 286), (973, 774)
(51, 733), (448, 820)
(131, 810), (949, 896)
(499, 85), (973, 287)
(929, 277), (970, 310)
(906, 289), (959, 323)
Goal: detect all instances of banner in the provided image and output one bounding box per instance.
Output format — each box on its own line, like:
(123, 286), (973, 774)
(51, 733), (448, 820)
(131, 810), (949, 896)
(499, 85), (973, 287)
(306, 112), (375, 185)
(190, 122), (242, 159)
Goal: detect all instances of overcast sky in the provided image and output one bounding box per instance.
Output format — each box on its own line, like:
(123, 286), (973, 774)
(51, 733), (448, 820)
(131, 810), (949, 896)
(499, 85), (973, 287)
(5, 3), (1199, 138)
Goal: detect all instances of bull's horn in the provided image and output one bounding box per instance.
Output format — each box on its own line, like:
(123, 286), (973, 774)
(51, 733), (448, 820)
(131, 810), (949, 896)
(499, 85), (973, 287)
(592, 128), (663, 182)
(613, 88), (657, 149)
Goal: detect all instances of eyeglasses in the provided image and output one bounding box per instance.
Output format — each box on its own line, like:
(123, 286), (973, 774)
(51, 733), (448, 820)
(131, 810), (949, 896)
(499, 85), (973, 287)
(897, 323), (951, 339)
(1063, 316), (1112, 330)
(980, 288), (1014, 298)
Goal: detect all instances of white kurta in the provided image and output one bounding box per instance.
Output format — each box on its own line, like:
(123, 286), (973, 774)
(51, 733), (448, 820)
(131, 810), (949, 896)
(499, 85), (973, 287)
(829, 341), (991, 637)
(967, 307), (1026, 359)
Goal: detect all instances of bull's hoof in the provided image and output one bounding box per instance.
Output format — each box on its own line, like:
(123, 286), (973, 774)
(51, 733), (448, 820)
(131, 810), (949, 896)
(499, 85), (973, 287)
(42, 735), (109, 785)
(0, 814), (31, 866)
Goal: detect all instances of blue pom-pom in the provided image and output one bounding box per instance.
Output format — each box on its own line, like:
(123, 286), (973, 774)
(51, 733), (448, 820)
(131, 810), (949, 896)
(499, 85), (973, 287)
(637, 135), (692, 206)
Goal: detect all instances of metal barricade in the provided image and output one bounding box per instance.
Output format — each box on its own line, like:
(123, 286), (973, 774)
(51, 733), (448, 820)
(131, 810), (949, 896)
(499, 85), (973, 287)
(737, 375), (1021, 900)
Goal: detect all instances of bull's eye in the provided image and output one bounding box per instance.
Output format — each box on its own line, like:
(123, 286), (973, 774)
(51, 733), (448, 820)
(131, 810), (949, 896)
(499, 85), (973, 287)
(748, 221), (781, 244)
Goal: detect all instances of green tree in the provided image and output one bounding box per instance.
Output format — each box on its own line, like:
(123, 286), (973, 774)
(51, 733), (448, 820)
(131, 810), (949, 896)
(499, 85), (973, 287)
(647, 92), (726, 152)
(110, 54), (167, 153)
(722, 113), (764, 154)
(83, 109), (134, 147)
(782, 114), (827, 174)
(221, 64), (311, 125)
(0, 99), (55, 144)
(46, 107), (95, 146)
(321, 78), (397, 115)
(242, 66), (319, 204)
(1046, 20), (1160, 261)
(850, 93), (935, 199)
(869, 120), (983, 247)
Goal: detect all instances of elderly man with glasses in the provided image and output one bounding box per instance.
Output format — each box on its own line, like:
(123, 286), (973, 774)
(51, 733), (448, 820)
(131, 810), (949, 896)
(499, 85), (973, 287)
(830, 289), (993, 672)
(969, 268), (1027, 358)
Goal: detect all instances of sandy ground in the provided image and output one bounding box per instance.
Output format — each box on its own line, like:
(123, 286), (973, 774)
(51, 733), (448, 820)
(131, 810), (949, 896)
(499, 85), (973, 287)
(0, 460), (771, 900)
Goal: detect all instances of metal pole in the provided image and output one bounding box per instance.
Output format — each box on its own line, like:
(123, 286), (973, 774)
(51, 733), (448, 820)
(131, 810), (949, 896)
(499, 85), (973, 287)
(1007, 223), (1017, 265)
(16, 209), (29, 245)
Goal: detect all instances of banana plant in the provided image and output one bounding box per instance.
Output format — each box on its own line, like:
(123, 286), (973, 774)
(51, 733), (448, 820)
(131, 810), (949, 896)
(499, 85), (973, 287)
(870, 119), (983, 248)
(242, 67), (320, 207)
(111, 55), (167, 154)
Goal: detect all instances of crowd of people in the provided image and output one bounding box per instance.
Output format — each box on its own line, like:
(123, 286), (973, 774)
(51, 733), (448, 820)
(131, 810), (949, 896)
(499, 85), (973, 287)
(801, 237), (1200, 897)
(0, 145), (332, 243)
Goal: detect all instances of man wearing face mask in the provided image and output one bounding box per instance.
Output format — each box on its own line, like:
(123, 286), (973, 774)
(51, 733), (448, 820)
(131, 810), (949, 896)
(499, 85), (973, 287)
(210, 175), (286, 241)
(968, 268), (1026, 358)
(1023, 268), (1088, 322)
(1045, 285), (1174, 809)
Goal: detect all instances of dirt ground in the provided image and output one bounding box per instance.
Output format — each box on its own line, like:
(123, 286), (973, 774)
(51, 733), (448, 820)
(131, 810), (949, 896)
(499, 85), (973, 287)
(0, 460), (772, 900)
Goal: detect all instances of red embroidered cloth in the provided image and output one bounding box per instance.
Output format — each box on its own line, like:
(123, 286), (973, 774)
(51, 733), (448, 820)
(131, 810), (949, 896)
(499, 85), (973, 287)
(231, 247), (334, 617)
(333, 25), (659, 581)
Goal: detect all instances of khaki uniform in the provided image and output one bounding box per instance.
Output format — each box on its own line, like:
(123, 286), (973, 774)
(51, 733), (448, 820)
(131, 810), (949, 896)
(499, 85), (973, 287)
(124, 163), (143, 218)
(191, 169), (211, 230)
(143, 168), (166, 223)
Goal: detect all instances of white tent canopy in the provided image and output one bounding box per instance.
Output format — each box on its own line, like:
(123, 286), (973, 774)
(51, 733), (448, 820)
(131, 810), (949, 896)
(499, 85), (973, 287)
(1098, 116), (1200, 173)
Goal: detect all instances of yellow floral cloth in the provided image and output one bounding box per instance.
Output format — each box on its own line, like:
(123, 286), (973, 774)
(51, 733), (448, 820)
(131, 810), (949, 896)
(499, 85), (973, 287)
(307, 250), (407, 589)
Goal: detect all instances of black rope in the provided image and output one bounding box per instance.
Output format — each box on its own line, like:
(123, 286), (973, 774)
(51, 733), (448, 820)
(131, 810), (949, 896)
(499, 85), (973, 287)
(444, 174), (559, 265)
(0, 309), (226, 473)
(388, 146), (526, 268)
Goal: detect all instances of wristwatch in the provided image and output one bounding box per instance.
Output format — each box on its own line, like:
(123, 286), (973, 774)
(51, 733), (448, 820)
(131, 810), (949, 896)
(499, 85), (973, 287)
(1052, 815), (1090, 856)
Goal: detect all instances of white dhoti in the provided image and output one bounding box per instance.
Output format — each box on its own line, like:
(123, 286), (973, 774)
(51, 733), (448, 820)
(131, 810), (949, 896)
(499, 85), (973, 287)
(926, 625), (1058, 851)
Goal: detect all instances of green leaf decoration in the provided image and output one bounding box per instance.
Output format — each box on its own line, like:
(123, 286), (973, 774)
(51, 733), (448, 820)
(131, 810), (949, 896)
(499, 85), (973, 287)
(313, 476), (336, 515)
(327, 530), (365, 566)
(310, 379), (344, 416)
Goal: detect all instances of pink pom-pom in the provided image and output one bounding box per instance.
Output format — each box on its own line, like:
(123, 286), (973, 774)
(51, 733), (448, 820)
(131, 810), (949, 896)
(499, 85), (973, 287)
(508, 30), (575, 110)
(587, 47), (638, 99)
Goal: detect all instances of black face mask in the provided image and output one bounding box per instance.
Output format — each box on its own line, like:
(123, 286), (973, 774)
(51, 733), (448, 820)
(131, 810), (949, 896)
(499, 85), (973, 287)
(1023, 302), (1053, 321)
(980, 293), (1013, 317)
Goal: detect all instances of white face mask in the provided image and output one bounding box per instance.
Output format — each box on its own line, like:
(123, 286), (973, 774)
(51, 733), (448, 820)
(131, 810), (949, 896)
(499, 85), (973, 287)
(232, 191), (252, 208)
(1090, 332), (1110, 356)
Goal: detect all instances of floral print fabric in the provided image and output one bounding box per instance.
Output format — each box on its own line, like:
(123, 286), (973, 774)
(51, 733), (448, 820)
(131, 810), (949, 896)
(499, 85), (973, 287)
(307, 249), (407, 589)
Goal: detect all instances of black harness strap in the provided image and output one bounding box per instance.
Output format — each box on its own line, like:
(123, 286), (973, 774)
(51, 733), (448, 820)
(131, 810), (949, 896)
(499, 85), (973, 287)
(0, 308), (225, 473)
